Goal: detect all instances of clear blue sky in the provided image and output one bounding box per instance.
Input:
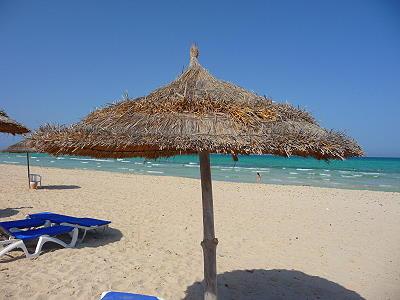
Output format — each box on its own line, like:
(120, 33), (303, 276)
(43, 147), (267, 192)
(1, 0), (399, 157)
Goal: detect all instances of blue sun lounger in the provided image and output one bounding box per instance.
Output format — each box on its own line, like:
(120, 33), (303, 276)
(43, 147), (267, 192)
(100, 291), (164, 300)
(28, 212), (111, 242)
(0, 218), (78, 259)
(1, 218), (48, 231)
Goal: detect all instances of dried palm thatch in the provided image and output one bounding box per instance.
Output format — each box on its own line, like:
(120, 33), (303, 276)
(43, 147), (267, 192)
(0, 109), (29, 135)
(3, 139), (37, 153)
(30, 46), (362, 160)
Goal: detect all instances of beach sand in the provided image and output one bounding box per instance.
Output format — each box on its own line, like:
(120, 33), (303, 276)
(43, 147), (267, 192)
(0, 164), (399, 300)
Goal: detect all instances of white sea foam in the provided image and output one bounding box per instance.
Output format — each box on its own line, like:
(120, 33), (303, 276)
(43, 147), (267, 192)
(118, 167), (129, 170)
(184, 164), (199, 168)
(360, 172), (381, 175)
(147, 171), (164, 174)
(81, 162), (89, 164)
(70, 158), (111, 162)
(289, 172), (298, 175)
(320, 173), (331, 177)
(2, 161), (19, 164)
(296, 168), (313, 171)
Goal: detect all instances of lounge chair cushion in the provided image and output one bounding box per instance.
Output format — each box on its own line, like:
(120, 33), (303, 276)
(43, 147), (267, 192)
(0, 218), (46, 231)
(12, 225), (74, 241)
(101, 291), (160, 300)
(29, 212), (111, 227)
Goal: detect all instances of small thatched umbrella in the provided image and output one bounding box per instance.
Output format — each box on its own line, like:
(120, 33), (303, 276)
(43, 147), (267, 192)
(31, 46), (363, 299)
(4, 139), (37, 188)
(0, 109), (29, 135)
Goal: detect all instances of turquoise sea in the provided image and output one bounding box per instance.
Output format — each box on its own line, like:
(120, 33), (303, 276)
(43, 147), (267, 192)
(1, 153), (399, 192)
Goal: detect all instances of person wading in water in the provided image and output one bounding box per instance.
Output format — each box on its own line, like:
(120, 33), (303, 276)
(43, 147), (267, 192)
(256, 172), (262, 183)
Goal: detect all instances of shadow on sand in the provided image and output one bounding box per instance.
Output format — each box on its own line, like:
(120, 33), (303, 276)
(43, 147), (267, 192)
(184, 269), (365, 300)
(76, 227), (123, 248)
(39, 185), (81, 190)
(0, 206), (33, 218)
(0, 227), (122, 263)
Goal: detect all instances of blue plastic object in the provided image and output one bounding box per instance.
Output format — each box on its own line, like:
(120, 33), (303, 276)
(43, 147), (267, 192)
(29, 212), (111, 227)
(0, 218), (46, 231)
(101, 291), (160, 300)
(12, 225), (74, 240)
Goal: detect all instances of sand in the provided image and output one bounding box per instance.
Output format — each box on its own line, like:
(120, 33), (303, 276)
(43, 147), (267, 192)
(0, 164), (399, 300)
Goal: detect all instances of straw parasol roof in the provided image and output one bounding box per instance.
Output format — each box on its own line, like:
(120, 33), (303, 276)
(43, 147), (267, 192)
(30, 45), (363, 300)
(31, 46), (362, 160)
(3, 139), (37, 153)
(0, 109), (30, 135)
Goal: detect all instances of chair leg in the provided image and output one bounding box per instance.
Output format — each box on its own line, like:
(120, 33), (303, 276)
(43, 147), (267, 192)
(0, 240), (30, 258)
(80, 229), (88, 243)
(31, 228), (79, 258)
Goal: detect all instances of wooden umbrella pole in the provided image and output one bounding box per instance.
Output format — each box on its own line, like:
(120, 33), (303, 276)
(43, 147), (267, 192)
(26, 152), (30, 189)
(199, 151), (218, 300)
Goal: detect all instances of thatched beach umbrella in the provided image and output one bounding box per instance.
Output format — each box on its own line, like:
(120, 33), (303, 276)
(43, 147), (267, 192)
(4, 139), (37, 188)
(0, 109), (29, 135)
(31, 46), (363, 299)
